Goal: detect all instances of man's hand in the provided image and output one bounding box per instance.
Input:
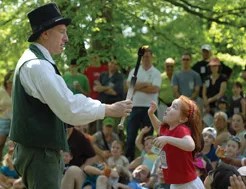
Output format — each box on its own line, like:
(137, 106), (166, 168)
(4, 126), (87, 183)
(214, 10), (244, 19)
(105, 99), (133, 117)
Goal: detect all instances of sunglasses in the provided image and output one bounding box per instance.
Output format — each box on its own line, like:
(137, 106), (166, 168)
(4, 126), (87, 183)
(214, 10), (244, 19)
(166, 65), (174, 68)
(182, 58), (190, 61)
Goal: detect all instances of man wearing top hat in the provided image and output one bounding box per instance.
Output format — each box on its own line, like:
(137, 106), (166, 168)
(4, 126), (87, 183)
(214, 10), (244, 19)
(9, 3), (132, 189)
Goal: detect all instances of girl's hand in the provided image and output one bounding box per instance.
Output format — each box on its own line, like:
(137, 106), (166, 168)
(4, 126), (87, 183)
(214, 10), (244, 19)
(140, 126), (151, 134)
(153, 136), (168, 148)
(148, 101), (157, 115)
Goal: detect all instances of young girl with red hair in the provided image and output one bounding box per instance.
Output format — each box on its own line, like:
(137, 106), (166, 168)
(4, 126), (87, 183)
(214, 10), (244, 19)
(148, 95), (204, 189)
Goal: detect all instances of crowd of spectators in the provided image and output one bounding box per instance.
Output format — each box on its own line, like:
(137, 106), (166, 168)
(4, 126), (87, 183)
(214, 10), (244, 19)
(0, 44), (245, 189)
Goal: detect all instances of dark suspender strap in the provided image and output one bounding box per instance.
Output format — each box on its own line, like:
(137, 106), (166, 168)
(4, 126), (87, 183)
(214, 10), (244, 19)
(101, 131), (110, 151)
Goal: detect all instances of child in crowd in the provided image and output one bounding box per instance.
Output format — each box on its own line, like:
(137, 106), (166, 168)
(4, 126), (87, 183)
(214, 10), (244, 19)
(217, 136), (242, 169)
(216, 96), (229, 116)
(128, 131), (158, 171)
(63, 151), (73, 174)
(127, 165), (150, 189)
(201, 127), (219, 168)
(107, 140), (129, 169)
(0, 140), (25, 189)
(229, 82), (246, 118)
(231, 113), (246, 156)
(148, 95), (204, 188)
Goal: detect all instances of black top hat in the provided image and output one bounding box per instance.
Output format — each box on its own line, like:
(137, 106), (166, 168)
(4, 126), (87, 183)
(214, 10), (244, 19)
(27, 3), (71, 42)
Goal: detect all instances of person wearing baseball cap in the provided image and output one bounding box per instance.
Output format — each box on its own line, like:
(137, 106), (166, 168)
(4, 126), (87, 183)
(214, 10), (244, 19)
(10, 3), (132, 189)
(202, 127), (219, 168)
(92, 117), (119, 161)
(192, 44), (212, 83)
(192, 44), (232, 96)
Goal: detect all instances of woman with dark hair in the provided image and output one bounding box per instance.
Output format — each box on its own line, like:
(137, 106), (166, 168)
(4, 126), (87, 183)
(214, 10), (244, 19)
(0, 70), (14, 160)
(202, 57), (227, 115)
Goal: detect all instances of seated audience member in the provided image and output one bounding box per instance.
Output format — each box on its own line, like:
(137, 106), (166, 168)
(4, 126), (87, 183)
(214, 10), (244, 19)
(63, 151), (73, 174)
(229, 82), (246, 119)
(61, 125), (97, 189)
(127, 165), (150, 189)
(135, 126), (152, 152)
(0, 140), (25, 189)
(216, 96), (229, 116)
(129, 131), (157, 171)
(92, 117), (119, 161)
(204, 163), (240, 189)
(216, 136), (243, 169)
(231, 113), (246, 156)
(213, 111), (231, 147)
(201, 127), (219, 168)
(107, 140), (129, 169)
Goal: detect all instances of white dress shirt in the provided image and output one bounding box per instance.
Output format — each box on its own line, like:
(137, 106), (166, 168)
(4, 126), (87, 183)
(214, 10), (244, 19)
(16, 43), (105, 125)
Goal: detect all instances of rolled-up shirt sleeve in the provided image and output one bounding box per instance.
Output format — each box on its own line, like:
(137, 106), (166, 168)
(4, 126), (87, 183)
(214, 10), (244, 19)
(19, 59), (105, 125)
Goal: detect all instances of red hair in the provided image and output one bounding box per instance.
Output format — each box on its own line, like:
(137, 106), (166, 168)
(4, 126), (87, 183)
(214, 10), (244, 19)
(179, 95), (203, 156)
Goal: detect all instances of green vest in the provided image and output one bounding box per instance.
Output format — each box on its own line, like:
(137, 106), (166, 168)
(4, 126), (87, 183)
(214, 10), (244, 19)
(9, 44), (68, 151)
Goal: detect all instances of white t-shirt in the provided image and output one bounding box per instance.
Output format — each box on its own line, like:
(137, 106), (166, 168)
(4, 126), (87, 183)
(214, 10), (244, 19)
(127, 65), (161, 107)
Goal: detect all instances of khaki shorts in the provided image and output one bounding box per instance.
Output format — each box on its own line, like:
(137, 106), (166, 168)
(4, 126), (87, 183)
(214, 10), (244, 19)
(13, 144), (63, 189)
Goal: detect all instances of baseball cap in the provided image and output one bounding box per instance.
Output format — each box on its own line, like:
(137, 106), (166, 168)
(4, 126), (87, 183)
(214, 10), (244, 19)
(202, 127), (217, 139)
(201, 44), (211, 51)
(103, 117), (115, 127)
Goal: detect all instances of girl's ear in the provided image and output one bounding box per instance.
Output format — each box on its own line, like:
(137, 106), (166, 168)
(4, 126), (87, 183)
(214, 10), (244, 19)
(179, 117), (188, 124)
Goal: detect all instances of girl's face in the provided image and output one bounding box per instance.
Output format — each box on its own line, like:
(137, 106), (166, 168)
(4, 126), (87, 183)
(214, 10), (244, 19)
(225, 139), (240, 158)
(231, 114), (244, 133)
(203, 133), (214, 146)
(63, 152), (73, 164)
(232, 85), (242, 96)
(163, 99), (184, 126)
(111, 142), (122, 157)
(144, 138), (153, 153)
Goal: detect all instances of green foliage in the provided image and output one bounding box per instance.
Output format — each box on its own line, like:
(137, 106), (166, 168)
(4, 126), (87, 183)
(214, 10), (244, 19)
(0, 0), (245, 85)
